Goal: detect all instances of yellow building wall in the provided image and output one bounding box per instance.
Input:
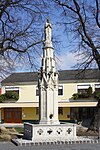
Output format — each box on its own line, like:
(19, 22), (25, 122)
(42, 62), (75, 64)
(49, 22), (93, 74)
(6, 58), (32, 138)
(59, 107), (70, 121)
(2, 81), (100, 103)
(18, 85), (39, 102)
(22, 107), (39, 120)
(1, 81), (99, 122)
(1, 108), (39, 121)
(58, 82), (99, 101)
(2, 84), (39, 102)
(18, 83), (77, 103)
(22, 107), (70, 121)
(1, 107), (70, 122)
(58, 83), (77, 100)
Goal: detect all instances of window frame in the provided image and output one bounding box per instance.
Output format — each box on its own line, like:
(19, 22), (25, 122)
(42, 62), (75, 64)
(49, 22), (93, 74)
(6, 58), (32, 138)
(5, 86), (19, 94)
(58, 85), (63, 96)
(36, 86), (39, 96)
(77, 84), (91, 94)
(95, 84), (100, 92)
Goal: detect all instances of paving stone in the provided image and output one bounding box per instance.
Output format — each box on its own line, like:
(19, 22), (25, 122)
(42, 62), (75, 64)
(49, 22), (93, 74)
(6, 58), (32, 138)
(0, 141), (100, 150)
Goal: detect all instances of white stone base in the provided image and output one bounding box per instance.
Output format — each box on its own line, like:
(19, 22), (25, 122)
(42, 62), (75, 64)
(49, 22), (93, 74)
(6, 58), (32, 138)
(12, 137), (98, 146)
(24, 123), (76, 141)
(39, 119), (60, 125)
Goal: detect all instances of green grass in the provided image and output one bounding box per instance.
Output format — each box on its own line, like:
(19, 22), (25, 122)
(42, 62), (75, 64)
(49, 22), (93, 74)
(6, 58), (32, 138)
(14, 127), (24, 133)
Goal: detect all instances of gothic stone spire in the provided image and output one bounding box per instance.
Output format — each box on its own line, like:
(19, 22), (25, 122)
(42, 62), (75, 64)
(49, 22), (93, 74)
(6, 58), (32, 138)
(44, 19), (52, 48)
(38, 19), (59, 125)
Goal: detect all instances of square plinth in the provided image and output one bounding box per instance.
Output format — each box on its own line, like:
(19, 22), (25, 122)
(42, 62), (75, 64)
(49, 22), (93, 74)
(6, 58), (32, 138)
(24, 123), (76, 141)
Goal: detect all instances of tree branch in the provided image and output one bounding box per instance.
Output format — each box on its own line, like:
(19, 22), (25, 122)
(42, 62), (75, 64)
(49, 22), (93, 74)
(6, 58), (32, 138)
(95, 0), (100, 28)
(54, 0), (77, 13)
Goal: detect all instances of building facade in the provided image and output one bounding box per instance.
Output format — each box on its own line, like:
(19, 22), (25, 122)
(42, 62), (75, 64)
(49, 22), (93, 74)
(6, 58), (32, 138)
(0, 20), (100, 125)
(0, 69), (99, 124)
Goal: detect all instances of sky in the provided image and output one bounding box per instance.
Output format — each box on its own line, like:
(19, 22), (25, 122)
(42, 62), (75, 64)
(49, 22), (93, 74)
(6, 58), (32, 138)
(57, 52), (77, 70)
(14, 1), (79, 73)
(15, 19), (78, 72)
(51, 22), (78, 70)
(42, 20), (78, 70)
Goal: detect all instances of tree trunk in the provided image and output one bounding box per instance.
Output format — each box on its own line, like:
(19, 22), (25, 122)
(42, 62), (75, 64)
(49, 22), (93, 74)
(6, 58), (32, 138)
(88, 101), (100, 132)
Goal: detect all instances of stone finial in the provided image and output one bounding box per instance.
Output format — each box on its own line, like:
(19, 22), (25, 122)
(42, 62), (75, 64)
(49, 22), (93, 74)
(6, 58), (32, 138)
(44, 18), (52, 46)
(47, 18), (50, 23)
(45, 18), (52, 29)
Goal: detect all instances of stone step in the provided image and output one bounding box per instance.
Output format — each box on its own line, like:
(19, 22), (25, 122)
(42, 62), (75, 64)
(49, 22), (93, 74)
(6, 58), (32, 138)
(12, 137), (99, 146)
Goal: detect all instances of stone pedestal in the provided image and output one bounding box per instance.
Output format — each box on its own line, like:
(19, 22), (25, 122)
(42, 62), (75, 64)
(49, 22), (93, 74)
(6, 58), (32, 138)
(24, 123), (76, 141)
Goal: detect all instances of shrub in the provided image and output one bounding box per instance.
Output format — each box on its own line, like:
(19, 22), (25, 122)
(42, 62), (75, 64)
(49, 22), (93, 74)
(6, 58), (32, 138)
(12, 92), (19, 100)
(0, 94), (6, 102)
(78, 93), (89, 98)
(5, 91), (19, 100)
(72, 93), (79, 100)
(87, 87), (92, 97)
(5, 92), (12, 99)
(72, 92), (90, 100)
(0, 91), (19, 102)
(94, 91), (100, 100)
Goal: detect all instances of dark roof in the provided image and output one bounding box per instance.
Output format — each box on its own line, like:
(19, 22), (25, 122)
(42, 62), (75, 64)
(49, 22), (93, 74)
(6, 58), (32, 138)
(58, 69), (100, 81)
(1, 69), (100, 84)
(2, 72), (38, 84)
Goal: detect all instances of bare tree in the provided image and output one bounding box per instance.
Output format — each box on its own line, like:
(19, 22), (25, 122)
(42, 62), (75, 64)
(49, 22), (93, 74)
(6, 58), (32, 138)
(53, 0), (100, 70)
(0, 0), (48, 80)
(53, 0), (100, 131)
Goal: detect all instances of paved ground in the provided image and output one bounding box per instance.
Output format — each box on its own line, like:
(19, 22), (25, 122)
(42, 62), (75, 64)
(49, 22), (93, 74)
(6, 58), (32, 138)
(0, 142), (100, 150)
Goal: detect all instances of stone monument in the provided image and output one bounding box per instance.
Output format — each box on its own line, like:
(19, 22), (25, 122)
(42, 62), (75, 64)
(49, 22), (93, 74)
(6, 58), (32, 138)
(38, 19), (59, 125)
(24, 19), (76, 142)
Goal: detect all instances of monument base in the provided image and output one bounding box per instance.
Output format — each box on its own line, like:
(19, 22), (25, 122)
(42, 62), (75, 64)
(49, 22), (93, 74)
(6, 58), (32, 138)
(24, 123), (76, 141)
(39, 119), (60, 125)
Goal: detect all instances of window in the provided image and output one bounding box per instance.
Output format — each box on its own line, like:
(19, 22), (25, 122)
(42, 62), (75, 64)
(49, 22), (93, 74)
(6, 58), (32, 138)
(77, 85), (90, 94)
(4, 87), (19, 101)
(6, 90), (19, 95)
(36, 89), (39, 96)
(95, 84), (100, 92)
(58, 107), (63, 115)
(36, 87), (39, 96)
(58, 85), (63, 95)
(5, 87), (19, 94)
